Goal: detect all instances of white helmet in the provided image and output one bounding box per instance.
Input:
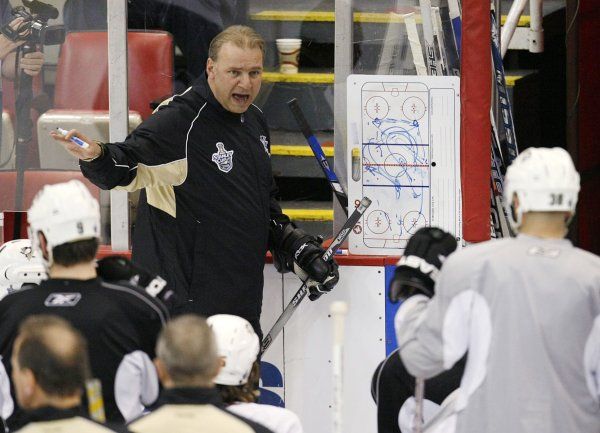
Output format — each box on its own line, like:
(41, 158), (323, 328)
(207, 314), (259, 386)
(504, 147), (580, 231)
(27, 180), (101, 264)
(0, 239), (46, 300)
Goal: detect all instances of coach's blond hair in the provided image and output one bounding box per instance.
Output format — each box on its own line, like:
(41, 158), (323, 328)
(208, 25), (265, 61)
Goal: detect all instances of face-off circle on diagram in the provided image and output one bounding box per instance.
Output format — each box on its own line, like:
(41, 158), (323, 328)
(366, 210), (391, 234)
(402, 96), (426, 121)
(365, 96), (389, 120)
(383, 153), (409, 179)
(403, 211), (427, 234)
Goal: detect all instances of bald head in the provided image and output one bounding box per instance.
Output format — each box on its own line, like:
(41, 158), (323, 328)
(12, 315), (90, 404)
(155, 315), (219, 387)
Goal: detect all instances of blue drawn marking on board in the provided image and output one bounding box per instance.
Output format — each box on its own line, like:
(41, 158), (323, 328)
(363, 184), (429, 188)
(362, 114), (429, 223)
(359, 90), (433, 248)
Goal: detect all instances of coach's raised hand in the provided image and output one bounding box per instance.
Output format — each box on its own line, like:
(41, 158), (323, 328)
(50, 128), (103, 161)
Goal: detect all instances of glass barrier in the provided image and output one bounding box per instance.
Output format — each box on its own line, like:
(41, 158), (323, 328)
(0, 0), (447, 246)
(0, 0), (118, 243)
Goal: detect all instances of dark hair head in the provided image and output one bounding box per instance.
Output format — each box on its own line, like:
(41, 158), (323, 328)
(52, 238), (99, 267)
(217, 361), (260, 404)
(16, 315), (91, 397)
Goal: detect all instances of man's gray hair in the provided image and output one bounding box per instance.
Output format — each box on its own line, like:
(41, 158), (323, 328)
(156, 315), (218, 384)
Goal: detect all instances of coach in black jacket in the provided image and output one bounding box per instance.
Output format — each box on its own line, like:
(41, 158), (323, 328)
(51, 25), (339, 336)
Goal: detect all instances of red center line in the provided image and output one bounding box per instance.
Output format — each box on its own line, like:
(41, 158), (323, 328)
(363, 163), (429, 167)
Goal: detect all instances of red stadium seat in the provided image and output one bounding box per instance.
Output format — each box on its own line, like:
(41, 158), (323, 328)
(0, 170), (100, 241)
(0, 171), (17, 211)
(23, 170), (100, 209)
(1, 169), (100, 210)
(53, 31), (174, 119)
(37, 31), (174, 169)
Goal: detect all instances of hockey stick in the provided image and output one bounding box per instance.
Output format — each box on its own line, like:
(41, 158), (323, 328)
(490, 116), (512, 238)
(287, 98), (349, 215)
(448, 0), (462, 57)
(432, 7), (449, 76)
(404, 12), (428, 76)
(413, 377), (425, 433)
(261, 197), (372, 354)
(86, 378), (106, 423)
(418, 0), (440, 76)
(330, 301), (348, 433)
(491, 8), (519, 165)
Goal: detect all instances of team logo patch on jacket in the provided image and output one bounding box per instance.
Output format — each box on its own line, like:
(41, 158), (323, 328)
(44, 292), (82, 307)
(211, 142), (234, 173)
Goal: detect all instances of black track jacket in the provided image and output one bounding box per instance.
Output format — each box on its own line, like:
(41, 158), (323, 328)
(80, 75), (288, 333)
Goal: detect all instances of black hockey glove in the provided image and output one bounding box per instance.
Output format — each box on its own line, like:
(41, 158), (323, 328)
(389, 227), (457, 303)
(270, 221), (339, 301)
(97, 256), (176, 309)
(291, 232), (339, 301)
(296, 259), (339, 301)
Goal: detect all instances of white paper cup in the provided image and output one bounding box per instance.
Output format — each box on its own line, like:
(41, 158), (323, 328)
(276, 38), (302, 74)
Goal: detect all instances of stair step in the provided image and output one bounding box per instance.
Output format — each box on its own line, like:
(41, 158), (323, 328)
(263, 72), (334, 84)
(271, 144), (334, 158)
(263, 71), (523, 87)
(281, 208), (334, 221)
(251, 10), (530, 27)
(280, 201), (334, 236)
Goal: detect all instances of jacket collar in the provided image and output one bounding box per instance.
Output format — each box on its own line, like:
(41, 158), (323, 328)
(156, 387), (224, 407)
(38, 278), (101, 290)
(20, 405), (87, 423)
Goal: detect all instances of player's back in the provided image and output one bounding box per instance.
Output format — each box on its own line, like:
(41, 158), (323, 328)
(444, 235), (600, 433)
(0, 277), (168, 427)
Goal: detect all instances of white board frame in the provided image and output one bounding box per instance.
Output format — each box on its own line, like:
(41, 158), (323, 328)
(347, 75), (462, 255)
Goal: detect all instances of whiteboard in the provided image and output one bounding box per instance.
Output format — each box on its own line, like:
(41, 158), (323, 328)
(347, 75), (462, 255)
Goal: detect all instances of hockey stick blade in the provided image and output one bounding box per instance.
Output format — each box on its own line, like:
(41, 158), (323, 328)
(287, 98), (349, 214)
(261, 196), (372, 354)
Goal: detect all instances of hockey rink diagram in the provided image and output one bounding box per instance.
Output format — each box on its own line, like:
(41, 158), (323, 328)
(347, 75), (462, 255)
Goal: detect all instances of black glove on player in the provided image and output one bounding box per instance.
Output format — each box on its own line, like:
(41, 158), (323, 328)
(389, 227), (457, 303)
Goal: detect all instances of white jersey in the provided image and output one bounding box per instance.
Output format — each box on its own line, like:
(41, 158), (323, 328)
(226, 402), (303, 433)
(395, 234), (600, 433)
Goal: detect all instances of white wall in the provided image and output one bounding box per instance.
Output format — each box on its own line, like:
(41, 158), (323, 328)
(261, 263), (385, 433)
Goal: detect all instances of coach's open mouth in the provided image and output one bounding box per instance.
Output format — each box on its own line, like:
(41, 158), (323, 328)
(233, 93), (249, 104)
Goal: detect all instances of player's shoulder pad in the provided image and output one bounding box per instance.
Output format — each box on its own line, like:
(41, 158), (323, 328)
(99, 279), (170, 324)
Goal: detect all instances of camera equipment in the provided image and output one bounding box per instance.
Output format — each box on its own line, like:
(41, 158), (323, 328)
(0, 0), (66, 207)
(1, 0), (64, 46)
